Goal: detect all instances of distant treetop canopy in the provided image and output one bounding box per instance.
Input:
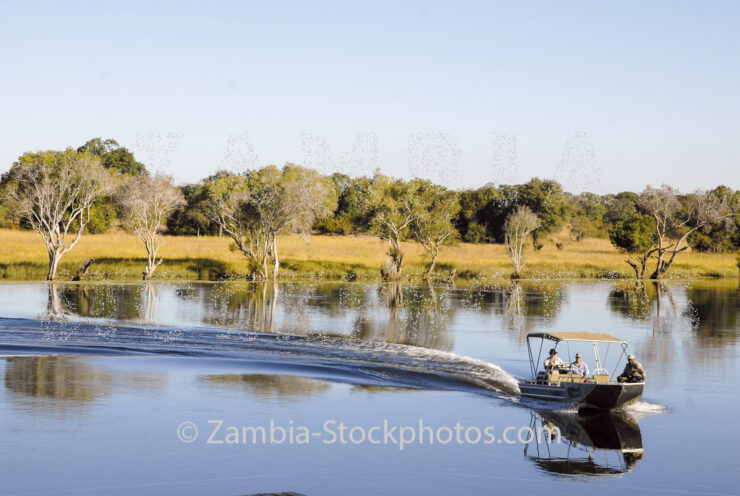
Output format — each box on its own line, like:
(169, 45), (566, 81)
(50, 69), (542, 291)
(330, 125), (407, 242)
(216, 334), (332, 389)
(77, 138), (148, 176)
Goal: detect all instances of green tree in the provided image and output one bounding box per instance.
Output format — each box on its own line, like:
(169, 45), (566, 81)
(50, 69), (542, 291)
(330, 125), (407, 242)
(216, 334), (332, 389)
(603, 191), (639, 227)
(608, 213), (656, 279)
(167, 172), (231, 236)
(411, 184), (460, 280)
(366, 174), (425, 280)
(77, 138), (147, 176)
(247, 164), (336, 279)
(455, 185), (500, 242)
(570, 192), (609, 240)
(513, 178), (570, 248)
(317, 173), (373, 234)
(204, 172), (268, 279)
(204, 165), (335, 280)
(166, 183), (215, 236)
(76, 138), (148, 233)
(686, 186), (740, 253)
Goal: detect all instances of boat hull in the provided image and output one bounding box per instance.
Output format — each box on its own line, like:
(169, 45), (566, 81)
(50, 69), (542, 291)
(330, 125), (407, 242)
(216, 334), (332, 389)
(519, 381), (643, 410)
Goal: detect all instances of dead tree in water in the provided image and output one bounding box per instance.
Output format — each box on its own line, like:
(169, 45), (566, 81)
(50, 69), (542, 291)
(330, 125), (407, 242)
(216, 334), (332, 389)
(72, 259), (95, 281)
(638, 185), (732, 279)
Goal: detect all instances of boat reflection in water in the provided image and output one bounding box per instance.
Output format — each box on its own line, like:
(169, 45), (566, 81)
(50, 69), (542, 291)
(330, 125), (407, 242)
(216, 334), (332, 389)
(524, 409), (644, 476)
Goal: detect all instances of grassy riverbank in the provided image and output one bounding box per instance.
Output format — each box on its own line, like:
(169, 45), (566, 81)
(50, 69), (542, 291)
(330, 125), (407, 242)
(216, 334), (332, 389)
(0, 228), (737, 281)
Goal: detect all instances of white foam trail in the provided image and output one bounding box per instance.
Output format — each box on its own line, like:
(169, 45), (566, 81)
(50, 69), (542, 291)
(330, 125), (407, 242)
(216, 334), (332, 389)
(0, 318), (521, 396)
(622, 400), (668, 417)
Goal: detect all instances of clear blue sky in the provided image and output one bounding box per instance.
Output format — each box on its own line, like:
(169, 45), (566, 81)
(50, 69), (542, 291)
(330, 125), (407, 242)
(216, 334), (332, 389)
(1, 0), (738, 193)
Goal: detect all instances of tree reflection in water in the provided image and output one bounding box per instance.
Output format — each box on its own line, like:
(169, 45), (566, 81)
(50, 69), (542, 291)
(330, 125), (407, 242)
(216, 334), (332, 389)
(3, 356), (164, 409)
(201, 373), (330, 402)
(607, 280), (740, 364)
(686, 281), (740, 347)
(33, 280), (739, 356)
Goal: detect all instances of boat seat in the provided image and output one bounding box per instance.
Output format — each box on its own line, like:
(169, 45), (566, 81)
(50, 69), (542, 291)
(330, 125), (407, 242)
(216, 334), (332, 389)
(554, 373), (581, 383)
(593, 373), (610, 383)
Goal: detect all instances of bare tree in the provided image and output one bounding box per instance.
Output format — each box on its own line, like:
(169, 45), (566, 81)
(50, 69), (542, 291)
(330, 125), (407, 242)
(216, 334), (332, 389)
(117, 174), (185, 280)
(504, 206), (540, 279)
(639, 185), (733, 279)
(4, 149), (111, 280)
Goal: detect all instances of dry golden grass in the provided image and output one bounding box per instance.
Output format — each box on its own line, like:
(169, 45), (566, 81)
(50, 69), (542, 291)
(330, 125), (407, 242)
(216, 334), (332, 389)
(0, 228), (737, 281)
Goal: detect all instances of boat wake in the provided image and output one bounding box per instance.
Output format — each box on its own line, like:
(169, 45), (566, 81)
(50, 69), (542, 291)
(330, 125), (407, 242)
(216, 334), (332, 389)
(621, 400), (668, 418)
(0, 318), (521, 397)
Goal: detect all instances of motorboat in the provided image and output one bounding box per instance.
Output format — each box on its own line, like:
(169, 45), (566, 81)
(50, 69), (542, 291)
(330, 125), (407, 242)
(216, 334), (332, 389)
(519, 332), (643, 411)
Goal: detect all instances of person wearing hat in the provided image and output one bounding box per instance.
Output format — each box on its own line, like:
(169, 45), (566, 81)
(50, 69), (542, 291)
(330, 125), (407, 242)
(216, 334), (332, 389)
(544, 348), (563, 371)
(570, 353), (590, 382)
(618, 355), (646, 383)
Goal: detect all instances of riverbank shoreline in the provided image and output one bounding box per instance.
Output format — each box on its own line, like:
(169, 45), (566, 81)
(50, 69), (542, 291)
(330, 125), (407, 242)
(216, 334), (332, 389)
(1, 228), (738, 282)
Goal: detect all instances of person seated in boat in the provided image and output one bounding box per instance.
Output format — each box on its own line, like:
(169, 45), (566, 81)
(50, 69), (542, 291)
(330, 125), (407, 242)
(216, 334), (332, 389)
(570, 353), (590, 382)
(618, 355), (646, 383)
(543, 349), (563, 371)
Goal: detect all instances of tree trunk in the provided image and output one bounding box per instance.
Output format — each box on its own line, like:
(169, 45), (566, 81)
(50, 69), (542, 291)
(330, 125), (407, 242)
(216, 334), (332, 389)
(261, 237), (270, 281)
(381, 237), (404, 281)
(422, 247), (439, 281)
(382, 252), (404, 281)
(73, 259), (95, 281)
(626, 255), (650, 279)
(626, 260), (640, 279)
(47, 283), (63, 317)
(651, 244), (688, 279)
(267, 281), (278, 333)
(47, 251), (60, 281)
(143, 260), (160, 280)
(271, 235), (279, 280)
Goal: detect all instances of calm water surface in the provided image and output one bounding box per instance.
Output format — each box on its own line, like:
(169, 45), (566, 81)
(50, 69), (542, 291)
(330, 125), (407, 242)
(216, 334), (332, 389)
(0, 280), (738, 495)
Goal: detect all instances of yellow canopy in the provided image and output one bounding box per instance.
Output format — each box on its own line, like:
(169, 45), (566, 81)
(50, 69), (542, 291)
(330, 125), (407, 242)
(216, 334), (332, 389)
(527, 331), (625, 343)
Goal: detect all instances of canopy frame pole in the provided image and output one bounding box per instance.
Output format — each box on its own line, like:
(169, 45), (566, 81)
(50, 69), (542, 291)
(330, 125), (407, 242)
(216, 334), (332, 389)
(610, 343), (628, 382)
(535, 337), (545, 378)
(527, 337), (536, 380)
(567, 341), (572, 367)
(593, 341), (602, 372)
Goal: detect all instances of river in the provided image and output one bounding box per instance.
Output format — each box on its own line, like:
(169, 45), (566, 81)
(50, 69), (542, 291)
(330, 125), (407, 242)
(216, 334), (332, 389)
(0, 280), (737, 495)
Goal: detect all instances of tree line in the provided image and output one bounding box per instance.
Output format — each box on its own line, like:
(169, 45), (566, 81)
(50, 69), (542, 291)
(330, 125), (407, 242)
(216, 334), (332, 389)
(1, 138), (738, 281)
